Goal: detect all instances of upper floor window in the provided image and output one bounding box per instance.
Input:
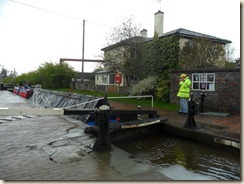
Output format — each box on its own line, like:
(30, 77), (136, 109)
(192, 73), (215, 91)
(130, 75), (139, 82)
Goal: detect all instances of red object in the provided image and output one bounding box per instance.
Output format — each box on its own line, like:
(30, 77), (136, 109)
(114, 74), (122, 84)
(13, 87), (33, 99)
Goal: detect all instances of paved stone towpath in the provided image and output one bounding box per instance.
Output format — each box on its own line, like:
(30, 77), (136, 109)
(0, 91), (172, 180)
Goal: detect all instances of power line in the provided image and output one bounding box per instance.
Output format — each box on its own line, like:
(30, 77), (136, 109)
(86, 20), (114, 28)
(9, 0), (82, 21)
(9, 0), (114, 60)
(9, 0), (114, 28)
(63, 24), (83, 42)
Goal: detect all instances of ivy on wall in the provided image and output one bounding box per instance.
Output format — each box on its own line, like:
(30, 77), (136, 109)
(142, 35), (180, 79)
(139, 35), (179, 101)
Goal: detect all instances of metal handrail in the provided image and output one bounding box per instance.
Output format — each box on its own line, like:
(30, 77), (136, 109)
(64, 98), (104, 109)
(107, 95), (154, 108)
(31, 91), (154, 109)
(63, 95), (154, 109)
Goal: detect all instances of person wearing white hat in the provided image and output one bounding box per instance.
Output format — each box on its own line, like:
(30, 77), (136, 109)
(177, 74), (191, 114)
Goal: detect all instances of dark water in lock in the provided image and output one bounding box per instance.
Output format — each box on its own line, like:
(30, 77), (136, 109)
(113, 133), (240, 180)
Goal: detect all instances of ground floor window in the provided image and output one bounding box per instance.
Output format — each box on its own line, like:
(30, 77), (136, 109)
(102, 75), (107, 84)
(110, 74), (115, 84)
(192, 73), (215, 91)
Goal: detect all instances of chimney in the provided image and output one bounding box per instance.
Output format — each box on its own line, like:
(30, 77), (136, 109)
(140, 29), (148, 38)
(154, 10), (164, 37)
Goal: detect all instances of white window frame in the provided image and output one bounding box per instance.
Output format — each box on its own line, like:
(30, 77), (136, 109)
(192, 73), (215, 91)
(101, 74), (108, 84)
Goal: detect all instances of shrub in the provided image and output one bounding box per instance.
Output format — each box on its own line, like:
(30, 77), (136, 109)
(155, 78), (170, 102)
(128, 76), (157, 96)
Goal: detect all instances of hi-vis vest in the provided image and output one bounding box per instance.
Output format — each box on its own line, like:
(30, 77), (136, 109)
(177, 77), (191, 98)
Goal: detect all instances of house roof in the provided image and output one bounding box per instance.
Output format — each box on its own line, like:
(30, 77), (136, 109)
(95, 70), (116, 74)
(158, 28), (231, 44)
(102, 28), (232, 51)
(101, 36), (148, 51)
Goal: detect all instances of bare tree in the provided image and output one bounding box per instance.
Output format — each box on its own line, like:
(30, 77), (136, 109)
(106, 16), (141, 45)
(103, 16), (144, 87)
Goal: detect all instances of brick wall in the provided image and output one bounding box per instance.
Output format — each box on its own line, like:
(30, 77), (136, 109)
(170, 68), (240, 112)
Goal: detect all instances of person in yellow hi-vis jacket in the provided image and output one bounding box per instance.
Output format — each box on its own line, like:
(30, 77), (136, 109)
(177, 74), (191, 114)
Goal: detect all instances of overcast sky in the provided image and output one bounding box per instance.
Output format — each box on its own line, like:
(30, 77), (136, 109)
(0, 0), (241, 75)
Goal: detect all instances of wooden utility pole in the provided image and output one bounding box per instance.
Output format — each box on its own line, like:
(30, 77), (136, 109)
(82, 19), (85, 84)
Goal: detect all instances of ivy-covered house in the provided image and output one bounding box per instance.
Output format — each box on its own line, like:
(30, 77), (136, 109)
(99, 10), (231, 89)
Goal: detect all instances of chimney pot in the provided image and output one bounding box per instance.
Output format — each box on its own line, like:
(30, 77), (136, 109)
(140, 29), (148, 38)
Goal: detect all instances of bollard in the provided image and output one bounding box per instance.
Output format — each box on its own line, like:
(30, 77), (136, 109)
(184, 94), (199, 129)
(92, 95), (111, 152)
(199, 90), (206, 112)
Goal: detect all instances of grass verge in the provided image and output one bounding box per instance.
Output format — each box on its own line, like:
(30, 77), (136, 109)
(56, 88), (179, 112)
